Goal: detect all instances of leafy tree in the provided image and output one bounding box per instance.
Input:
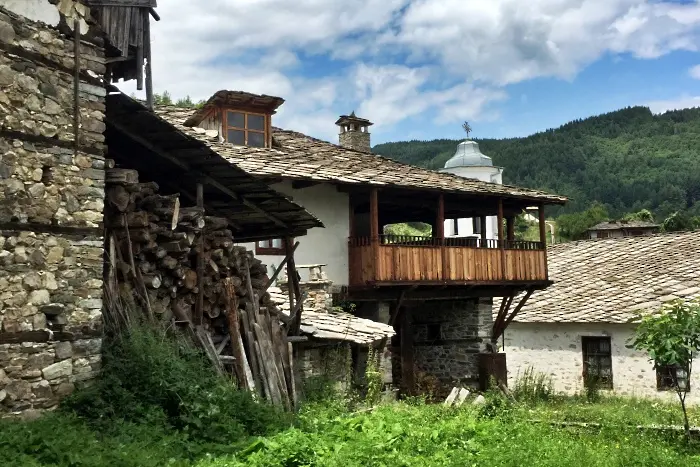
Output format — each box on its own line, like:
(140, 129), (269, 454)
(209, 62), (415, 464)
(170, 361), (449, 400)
(662, 211), (696, 232)
(629, 300), (700, 440)
(556, 202), (609, 241)
(623, 209), (654, 223)
(153, 90), (173, 106)
(373, 106), (700, 220)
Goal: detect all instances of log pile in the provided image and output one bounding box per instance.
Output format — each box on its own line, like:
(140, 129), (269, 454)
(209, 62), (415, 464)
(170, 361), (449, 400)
(104, 168), (298, 408)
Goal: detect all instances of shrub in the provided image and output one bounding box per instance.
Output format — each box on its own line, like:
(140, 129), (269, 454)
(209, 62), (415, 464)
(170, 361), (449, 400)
(62, 325), (288, 444)
(512, 367), (554, 403)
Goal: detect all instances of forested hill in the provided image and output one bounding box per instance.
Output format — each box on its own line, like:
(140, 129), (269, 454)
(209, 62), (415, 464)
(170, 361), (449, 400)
(373, 106), (700, 218)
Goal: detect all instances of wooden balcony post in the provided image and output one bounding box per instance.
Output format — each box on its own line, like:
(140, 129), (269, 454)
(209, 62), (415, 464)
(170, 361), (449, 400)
(506, 216), (515, 242)
(539, 202), (549, 278)
(437, 194), (446, 281)
(480, 215), (487, 247)
(370, 187), (379, 280)
(497, 199), (506, 280)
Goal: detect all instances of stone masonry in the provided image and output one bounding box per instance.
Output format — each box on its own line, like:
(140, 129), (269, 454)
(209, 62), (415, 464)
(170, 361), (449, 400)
(409, 298), (493, 387)
(0, 6), (106, 414)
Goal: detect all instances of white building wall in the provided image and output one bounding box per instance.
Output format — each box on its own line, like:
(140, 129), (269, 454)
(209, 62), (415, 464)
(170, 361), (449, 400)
(442, 165), (503, 241)
(0, 0), (60, 24)
(504, 322), (700, 404)
(239, 181), (350, 287)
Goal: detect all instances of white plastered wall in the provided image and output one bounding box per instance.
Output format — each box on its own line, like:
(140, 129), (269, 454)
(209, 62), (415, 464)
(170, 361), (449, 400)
(503, 322), (700, 404)
(239, 181), (350, 286)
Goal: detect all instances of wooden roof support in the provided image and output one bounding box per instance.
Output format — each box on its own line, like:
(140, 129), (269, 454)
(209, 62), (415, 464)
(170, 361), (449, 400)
(108, 119), (289, 229)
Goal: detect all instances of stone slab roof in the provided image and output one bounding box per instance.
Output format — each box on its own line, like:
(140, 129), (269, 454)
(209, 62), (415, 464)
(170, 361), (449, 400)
(154, 106), (567, 204)
(516, 231), (700, 323)
(589, 221), (659, 231)
(268, 286), (395, 345)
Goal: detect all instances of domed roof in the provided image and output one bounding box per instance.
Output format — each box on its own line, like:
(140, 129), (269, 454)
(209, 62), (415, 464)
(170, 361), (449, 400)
(443, 140), (493, 168)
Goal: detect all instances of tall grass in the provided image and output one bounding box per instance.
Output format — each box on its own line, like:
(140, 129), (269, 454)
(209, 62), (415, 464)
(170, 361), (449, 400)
(512, 366), (554, 403)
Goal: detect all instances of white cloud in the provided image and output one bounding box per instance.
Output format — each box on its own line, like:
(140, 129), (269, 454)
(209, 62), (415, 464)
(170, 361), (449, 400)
(647, 95), (700, 114)
(691, 65), (700, 80)
(117, 0), (700, 141)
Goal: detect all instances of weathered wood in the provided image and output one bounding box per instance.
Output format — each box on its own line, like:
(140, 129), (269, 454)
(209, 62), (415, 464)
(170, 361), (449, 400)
(107, 185), (131, 211)
(264, 241), (300, 292)
(196, 182), (205, 326)
(224, 277), (248, 390)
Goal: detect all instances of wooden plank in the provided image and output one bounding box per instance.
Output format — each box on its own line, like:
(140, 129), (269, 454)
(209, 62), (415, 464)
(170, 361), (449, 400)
(264, 241), (299, 291)
(224, 277), (247, 390)
(539, 203), (549, 279)
(437, 194), (447, 281)
(195, 183), (204, 326)
(370, 188), (379, 279)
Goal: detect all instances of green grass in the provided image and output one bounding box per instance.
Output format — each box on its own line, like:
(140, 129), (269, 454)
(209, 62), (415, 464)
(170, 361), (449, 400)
(4, 397), (700, 466)
(2, 326), (700, 466)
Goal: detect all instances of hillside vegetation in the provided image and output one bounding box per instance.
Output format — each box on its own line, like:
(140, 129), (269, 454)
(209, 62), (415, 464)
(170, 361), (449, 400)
(373, 106), (700, 220)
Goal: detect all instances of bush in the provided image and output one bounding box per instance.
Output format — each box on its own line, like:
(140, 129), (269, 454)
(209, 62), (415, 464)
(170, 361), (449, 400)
(62, 325), (288, 444)
(512, 367), (554, 403)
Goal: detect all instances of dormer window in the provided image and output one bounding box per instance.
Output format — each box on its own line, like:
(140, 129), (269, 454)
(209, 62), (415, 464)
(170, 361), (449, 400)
(182, 90), (286, 150)
(225, 110), (267, 147)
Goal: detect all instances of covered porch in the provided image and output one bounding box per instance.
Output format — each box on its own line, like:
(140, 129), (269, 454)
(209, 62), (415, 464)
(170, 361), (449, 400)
(348, 187), (552, 289)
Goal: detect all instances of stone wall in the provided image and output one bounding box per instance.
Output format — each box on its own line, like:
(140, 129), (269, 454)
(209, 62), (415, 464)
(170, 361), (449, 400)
(0, 7), (106, 414)
(504, 322), (700, 405)
(408, 298), (493, 387)
(339, 130), (371, 153)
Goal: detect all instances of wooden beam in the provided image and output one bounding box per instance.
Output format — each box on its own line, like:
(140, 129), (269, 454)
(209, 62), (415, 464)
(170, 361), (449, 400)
(480, 215), (487, 247)
(370, 187), (380, 281)
(437, 194), (447, 281)
(285, 237), (304, 336)
(497, 199), (506, 279)
(502, 289), (534, 331)
(107, 119), (288, 229)
(506, 216), (515, 242)
(539, 202), (549, 278)
(264, 241), (300, 292)
(491, 295), (514, 341)
(401, 308), (415, 396)
(195, 182), (204, 326)
(144, 13), (153, 110)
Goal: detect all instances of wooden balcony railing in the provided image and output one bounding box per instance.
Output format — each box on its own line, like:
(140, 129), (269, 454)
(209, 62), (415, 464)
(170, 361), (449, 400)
(348, 235), (548, 286)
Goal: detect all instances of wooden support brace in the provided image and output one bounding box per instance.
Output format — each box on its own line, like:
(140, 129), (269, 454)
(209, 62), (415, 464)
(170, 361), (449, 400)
(264, 241), (300, 292)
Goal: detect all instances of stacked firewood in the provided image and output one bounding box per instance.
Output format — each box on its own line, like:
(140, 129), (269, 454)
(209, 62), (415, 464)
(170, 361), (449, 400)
(104, 168), (298, 408)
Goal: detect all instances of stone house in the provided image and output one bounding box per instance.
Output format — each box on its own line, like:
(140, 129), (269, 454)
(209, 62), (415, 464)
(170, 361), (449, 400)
(503, 231), (700, 403)
(586, 220), (660, 239)
(157, 91), (568, 394)
(0, 2), (323, 415)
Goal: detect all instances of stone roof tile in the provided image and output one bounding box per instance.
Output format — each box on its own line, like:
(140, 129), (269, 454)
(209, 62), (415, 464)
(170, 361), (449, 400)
(517, 232), (700, 324)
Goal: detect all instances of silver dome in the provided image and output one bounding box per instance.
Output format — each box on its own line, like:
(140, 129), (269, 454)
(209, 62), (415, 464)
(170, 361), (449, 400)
(443, 140), (493, 168)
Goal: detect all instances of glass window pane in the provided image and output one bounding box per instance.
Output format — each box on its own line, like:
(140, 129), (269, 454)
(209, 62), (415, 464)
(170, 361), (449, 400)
(227, 129), (245, 145)
(227, 111), (245, 128)
(248, 114), (265, 131)
(272, 238), (282, 248)
(248, 131), (265, 147)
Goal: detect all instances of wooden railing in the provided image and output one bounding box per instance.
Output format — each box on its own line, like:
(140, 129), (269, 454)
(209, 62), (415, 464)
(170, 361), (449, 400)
(348, 235), (547, 286)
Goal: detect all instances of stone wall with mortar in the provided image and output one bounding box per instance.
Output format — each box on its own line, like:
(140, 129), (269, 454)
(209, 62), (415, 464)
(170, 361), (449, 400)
(407, 298), (493, 387)
(0, 6), (106, 415)
(504, 322), (700, 405)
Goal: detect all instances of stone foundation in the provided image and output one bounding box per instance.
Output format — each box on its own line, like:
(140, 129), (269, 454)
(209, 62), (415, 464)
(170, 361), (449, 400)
(296, 343), (352, 395)
(403, 298), (494, 388)
(0, 7), (106, 415)
(0, 337), (101, 413)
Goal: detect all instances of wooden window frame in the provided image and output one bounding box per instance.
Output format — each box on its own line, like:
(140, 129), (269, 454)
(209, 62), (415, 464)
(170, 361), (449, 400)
(582, 336), (613, 389)
(223, 109), (269, 148)
(657, 364), (690, 392)
(255, 238), (286, 255)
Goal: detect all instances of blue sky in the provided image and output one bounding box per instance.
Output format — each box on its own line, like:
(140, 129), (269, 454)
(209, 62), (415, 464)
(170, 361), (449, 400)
(117, 0), (700, 145)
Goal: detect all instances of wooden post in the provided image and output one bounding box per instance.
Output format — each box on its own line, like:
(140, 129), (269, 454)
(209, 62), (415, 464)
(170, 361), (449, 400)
(286, 237), (303, 335)
(195, 182), (204, 325)
(437, 194), (446, 281)
(370, 188), (379, 281)
(506, 216), (515, 243)
(400, 308), (415, 396)
(497, 199), (506, 280)
(144, 13), (154, 110)
(539, 202), (549, 278)
(480, 215), (487, 247)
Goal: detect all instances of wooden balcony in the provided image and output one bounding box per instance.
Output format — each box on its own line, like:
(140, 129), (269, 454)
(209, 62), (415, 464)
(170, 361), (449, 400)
(348, 235), (548, 287)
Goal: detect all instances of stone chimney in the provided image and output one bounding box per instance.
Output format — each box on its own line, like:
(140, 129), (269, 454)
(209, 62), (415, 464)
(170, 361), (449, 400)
(335, 111), (373, 152)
